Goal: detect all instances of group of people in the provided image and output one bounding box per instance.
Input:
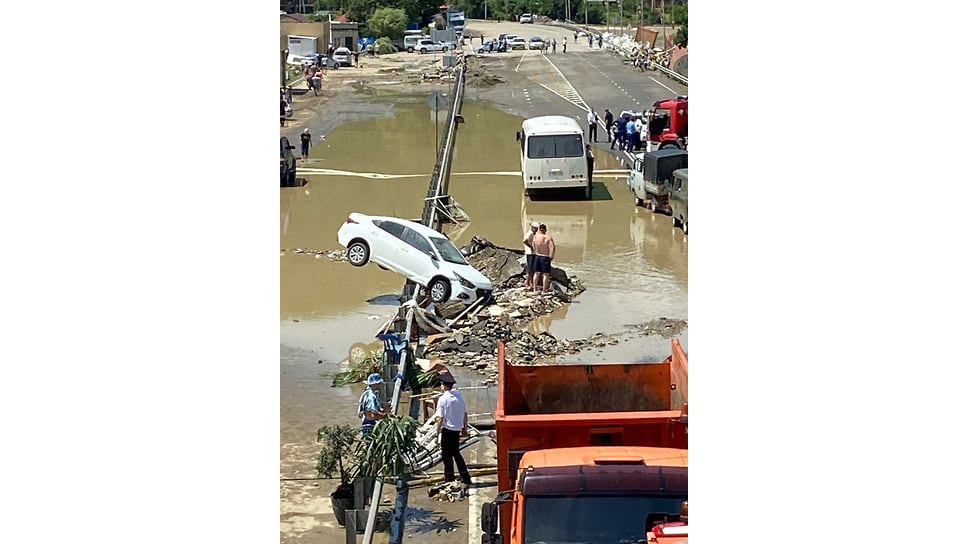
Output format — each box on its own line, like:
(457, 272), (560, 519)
(523, 222), (557, 294)
(357, 368), (472, 488)
(609, 109), (649, 152)
(279, 87), (293, 127)
(303, 64), (324, 96)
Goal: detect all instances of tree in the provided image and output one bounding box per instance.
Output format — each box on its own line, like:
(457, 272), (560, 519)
(369, 7), (408, 40)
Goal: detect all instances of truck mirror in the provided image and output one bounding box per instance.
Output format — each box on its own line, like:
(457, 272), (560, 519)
(481, 502), (499, 533)
(515, 131), (521, 142)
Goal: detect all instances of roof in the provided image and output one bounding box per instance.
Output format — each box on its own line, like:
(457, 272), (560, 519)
(352, 213), (446, 240)
(333, 14), (348, 22)
(281, 13), (310, 23)
(521, 446), (688, 470)
(521, 115), (583, 136)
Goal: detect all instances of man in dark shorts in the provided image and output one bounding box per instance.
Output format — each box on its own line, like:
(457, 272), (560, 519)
(532, 224), (556, 294)
(523, 221), (540, 292)
(299, 128), (312, 163)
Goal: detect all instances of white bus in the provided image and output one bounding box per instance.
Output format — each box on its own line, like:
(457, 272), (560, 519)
(517, 115), (590, 197)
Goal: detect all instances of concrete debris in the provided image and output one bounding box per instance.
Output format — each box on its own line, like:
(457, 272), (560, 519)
(428, 481), (468, 502)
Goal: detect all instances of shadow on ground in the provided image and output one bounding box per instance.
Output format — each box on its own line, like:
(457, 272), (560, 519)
(405, 506), (464, 535)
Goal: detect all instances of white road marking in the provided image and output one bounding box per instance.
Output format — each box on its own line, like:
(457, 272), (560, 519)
(297, 168), (522, 178)
(467, 485), (483, 544)
(515, 50), (529, 72)
(649, 77), (677, 93)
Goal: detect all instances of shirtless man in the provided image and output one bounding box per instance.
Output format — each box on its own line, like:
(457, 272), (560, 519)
(531, 224), (556, 294)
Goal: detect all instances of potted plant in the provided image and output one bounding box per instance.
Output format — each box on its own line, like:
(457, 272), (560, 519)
(316, 424), (360, 526)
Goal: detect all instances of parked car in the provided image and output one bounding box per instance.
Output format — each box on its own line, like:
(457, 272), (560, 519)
(519, 13), (533, 23)
(528, 36), (545, 50)
(509, 37), (527, 50)
(416, 39), (452, 53)
(669, 168), (688, 234)
(337, 213), (494, 304)
(280, 136), (296, 187)
(404, 34), (430, 53)
(332, 47), (352, 67)
(474, 40), (501, 54)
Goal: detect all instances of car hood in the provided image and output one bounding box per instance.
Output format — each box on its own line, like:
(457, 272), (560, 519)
(450, 263), (492, 289)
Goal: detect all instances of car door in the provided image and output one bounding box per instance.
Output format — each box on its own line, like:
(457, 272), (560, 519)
(398, 227), (438, 285)
(371, 220), (407, 274)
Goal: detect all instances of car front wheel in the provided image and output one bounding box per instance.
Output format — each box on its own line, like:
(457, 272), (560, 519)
(428, 278), (451, 303)
(346, 241), (369, 266)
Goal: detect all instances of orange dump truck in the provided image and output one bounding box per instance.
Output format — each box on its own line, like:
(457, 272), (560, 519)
(480, 339), (689, 544)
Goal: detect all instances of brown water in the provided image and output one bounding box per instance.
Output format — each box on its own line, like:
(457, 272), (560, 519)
(280, 99), (687, 364)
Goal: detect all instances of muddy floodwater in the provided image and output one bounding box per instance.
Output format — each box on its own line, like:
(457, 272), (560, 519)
(280, 96), (687, 539)
(281, 98), (687, 364)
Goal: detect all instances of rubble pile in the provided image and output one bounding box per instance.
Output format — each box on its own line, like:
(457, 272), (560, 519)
(427, 481), (468, 502)
(415, 237), (686, 385)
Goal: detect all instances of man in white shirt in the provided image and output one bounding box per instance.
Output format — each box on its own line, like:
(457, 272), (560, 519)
(587, 107), (600, 142)
(523, 221), (539, 292)
(434, 372), (471, 486)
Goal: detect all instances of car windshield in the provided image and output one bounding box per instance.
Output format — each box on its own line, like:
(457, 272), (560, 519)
(429, 237), (467, 265)
(527, 134), (584, 159)
(522, 495), (686, 544)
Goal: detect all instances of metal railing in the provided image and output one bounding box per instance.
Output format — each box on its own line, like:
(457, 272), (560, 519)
(421, 63), (467, 230)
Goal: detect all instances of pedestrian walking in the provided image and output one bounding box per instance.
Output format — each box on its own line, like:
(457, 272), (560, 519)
(574, 30), (578, 41)
(285, 86), (293, 105)
(523, 221), (540, 292)
(603, 109), (614, 143)
(562, 40), (566, 53)
(587, 107), (599, 142)
(434, 372), (472, 487)
(597, 34), (603, 48)
(300, 128), (312, 163)
(588, 33), (593, 47)
(358, 373), (390, 439)
(585, 144), (595, 199)
(532, 224), (556, 294)
(551, 38), (556, 53)
(280, 96), (287, 127)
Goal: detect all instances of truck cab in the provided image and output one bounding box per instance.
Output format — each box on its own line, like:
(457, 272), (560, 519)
(646, 95), (688, 150)
(627, 148), (688, 213)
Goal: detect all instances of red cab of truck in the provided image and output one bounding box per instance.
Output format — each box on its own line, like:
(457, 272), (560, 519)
(481, 339), (688, 544)
(647, 95), (688, 150)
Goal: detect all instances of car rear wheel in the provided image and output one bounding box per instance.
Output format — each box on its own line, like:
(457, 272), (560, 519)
(428, 278), (451, 303)
(420, 48), (427, 54)
(346, 241), (369, 266)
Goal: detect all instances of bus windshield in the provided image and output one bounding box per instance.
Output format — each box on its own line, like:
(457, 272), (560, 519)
(522, 495), (686, 544)
(527, 134), (583, 159)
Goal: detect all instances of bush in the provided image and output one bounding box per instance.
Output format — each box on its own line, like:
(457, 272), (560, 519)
(375, 36), (398, 54)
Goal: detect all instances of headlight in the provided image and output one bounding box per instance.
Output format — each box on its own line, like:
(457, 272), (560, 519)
(455, 274), (475, 289)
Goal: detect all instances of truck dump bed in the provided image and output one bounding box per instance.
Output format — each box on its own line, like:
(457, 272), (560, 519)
(494, 339), (688, 494)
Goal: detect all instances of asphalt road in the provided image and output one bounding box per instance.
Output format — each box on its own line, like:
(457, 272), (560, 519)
(463, 18), (687, 161)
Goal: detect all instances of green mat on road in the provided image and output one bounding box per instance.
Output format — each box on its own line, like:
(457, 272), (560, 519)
(527, 182), (612, 202)
(588, 181), (613, 201)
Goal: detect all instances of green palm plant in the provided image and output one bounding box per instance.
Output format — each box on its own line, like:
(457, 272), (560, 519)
(357, 414), (423, 479)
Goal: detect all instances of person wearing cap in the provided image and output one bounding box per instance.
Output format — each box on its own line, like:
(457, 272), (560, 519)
(358, 372), (389, 439)
(433, 371), (472, 487)
(299, 128), (312, 164)
(523, 221), (540, 292)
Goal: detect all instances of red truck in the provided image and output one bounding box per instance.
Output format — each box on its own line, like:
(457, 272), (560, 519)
(646, 95), (688, 150)
(481, 339), (689, 544)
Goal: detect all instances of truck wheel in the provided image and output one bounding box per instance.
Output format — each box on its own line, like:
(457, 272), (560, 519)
(682, 221), (688, 235)
(407, 46), (414, 53)
(635, 197), (644, 206)
(672, 215), (681, 228)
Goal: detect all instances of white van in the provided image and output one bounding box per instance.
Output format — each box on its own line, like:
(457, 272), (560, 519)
(404, 34), (429, 53)
(517, 115), (589, 197)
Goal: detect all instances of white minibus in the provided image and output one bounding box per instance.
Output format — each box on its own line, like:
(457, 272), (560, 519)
(516, 115), (589, 196)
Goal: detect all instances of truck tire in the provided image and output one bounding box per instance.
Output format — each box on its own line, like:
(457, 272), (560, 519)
(407, 46), (414, 53)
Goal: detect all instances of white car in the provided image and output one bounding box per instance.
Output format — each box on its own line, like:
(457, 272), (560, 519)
(509, 37), (528, 50)
(416, 39), (452, 54)
(337, 213), (493, 304)
(519, 13), (533, 23)
(332, 47), (352, 67)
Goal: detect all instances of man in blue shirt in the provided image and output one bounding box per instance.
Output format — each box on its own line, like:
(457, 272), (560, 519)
(359, 373), (389, 439)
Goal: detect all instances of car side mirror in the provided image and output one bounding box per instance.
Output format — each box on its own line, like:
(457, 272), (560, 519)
(428, 252), (438, 260)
